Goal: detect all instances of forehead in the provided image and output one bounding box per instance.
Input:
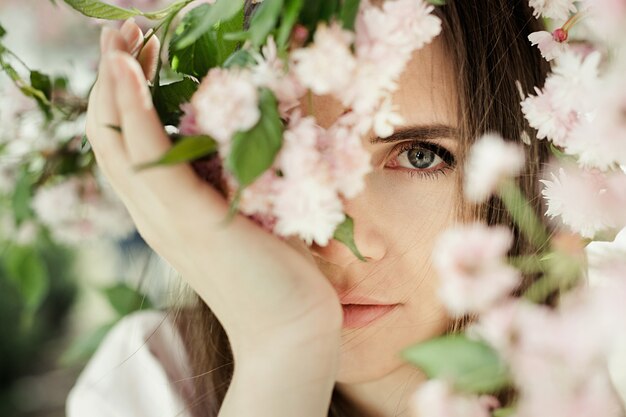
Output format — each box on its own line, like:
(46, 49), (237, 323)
(307, 36), (459, 131)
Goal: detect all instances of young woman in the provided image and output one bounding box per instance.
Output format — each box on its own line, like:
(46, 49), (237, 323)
(67, 0), (550, 416)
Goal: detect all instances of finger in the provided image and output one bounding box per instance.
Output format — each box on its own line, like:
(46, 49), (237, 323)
(108, 51), (224, 211)
(119, 18), (144, 57)
(138, 34), (160, 80)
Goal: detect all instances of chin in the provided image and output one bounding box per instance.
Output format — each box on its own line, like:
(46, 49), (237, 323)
(336, 346), (405, 383)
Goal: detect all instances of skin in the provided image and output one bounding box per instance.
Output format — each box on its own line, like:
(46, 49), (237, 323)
(87, 18), (459, 417)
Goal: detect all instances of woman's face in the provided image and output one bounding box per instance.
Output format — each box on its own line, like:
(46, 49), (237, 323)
(305, 35), (459, 388)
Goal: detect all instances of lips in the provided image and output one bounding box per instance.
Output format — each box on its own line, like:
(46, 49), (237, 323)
(341, 304), (399, 328)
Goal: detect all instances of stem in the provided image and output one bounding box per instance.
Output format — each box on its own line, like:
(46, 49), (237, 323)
(562, 10), (587, 32)
(497, 178), (550, 251)
(508, 255), (546, 275)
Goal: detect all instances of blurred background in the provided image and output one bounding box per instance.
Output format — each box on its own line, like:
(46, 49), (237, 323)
(0, 1), (181, 416)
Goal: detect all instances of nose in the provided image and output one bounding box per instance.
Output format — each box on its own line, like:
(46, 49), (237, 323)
(309, 190), (386, 267)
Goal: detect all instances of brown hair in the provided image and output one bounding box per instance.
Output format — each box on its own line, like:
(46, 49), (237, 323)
(171, 0), (552, 415)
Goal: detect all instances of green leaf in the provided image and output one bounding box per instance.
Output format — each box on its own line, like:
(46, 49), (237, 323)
(152, 78), (198, 126)
(248, 0), (284, 47)
(223, 48), (256, 69)
(169, 3), (244, 78)
(339, 0), (360, 30)
(133, 135), (217, 171)
(401, 334), (511, 394)
(62, 0), (141, 19)
(426, 0), (446, 4)
(30, 71), (52, 100)
(12, 169), (33, 223)
(333, 215), (366, 261)
(174, 0), (245, 50)
(4, 245), (50, 314)
(493, 407), (516, 417)
(60, 322), (115, 366)
(62, 0), (194, 20)
(276, 0), (304, 49)
(102, 283), (153, 317)
(0, 23), (6, 38)
(226, 88), (283, 187)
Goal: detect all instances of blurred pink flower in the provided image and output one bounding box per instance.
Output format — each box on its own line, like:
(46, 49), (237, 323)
(178, 103), (200, 136)
(291, 21), (356, 96)
(409, 379), (492, 417)
(474, 287), (626, 417)
(321, 115), (373, 199)
(563, 65), (626, 170)
(432, 223), (520, 316)
(31, 173), (135, 245)
(191, 68), (260, 150)
(463, 133), (525, 203)
(540, 162), (626, 239)
(521, 50), (601, 146)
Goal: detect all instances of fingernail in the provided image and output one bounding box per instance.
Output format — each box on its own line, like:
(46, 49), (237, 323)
(120, 17), (136, 37)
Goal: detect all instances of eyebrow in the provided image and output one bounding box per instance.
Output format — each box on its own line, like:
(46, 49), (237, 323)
(369, 124), (459, 144)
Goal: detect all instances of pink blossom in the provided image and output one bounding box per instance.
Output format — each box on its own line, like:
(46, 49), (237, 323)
(540, 162), (626, 239)
(191, 68), (260, 150)
(562, 65), (626, 170)
(178, 103), (200, 136)
(251, 37), (306, 116)
(528, 0), (577, 20)
(379, 0), (442, 51)
(521, 50), (601, 146)
(276, 114), (325, 179)
(432, 223), (521, 316)
(272, 176), (346, 246)
(528, 30), (569, 61)
(474, 289), (626, 417)
(463, 133), (526, 203)
(409, 379), (492, 417)
(322, 117), (373, 199)
(291, 21), (356, 96)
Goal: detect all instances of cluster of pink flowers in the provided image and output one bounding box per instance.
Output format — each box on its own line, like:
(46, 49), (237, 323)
(412, 1), (626, 415)
(182, 0), (442, 246)
(521, 0), (626, 239)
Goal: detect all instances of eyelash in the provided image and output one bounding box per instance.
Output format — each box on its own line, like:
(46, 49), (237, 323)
(388, 140), (456, 180)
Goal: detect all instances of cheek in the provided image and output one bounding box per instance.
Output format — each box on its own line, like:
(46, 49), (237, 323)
(367, 169), (458, 242)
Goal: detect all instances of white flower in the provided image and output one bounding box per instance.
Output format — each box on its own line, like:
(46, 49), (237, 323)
(410, 379), (492, 417)
(372, 96), (405, 138)
(291, 21), (356, 96)
(432, 223), (520, 316)
(528, 0), (577, 20)
(463, 133), (526, 203)
(528, 30), (569, 61)
(31, 174), (135, 245)
(191, 67), (260, 148)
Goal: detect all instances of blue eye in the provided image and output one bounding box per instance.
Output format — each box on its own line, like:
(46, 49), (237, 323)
(386, 140), (456, 179)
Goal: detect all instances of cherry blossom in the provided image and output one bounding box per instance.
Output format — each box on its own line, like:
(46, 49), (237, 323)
(432, 223), (521, 316)
(463, 133), (526, 203)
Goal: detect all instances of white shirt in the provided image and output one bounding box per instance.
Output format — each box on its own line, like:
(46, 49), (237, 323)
(66, 310), (194, 417)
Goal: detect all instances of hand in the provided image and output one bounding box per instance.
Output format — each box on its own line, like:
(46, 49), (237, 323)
(85, 19), (343, 359)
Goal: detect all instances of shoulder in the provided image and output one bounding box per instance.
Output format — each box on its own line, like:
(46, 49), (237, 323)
(66, 310), (194, 417)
